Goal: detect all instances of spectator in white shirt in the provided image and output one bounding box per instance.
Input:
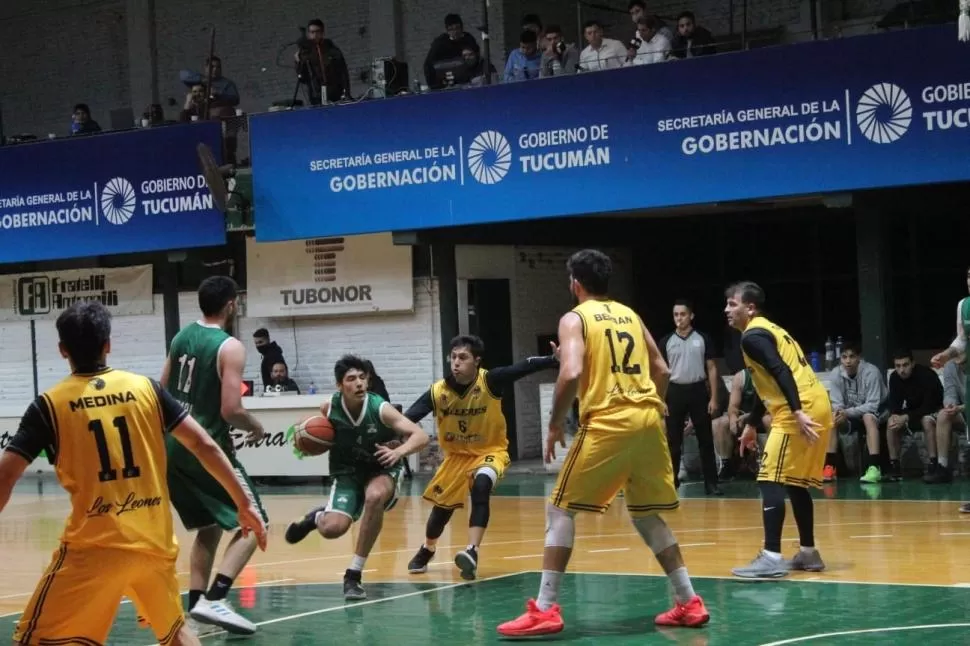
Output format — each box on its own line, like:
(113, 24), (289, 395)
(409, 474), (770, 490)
(628, 1), (675, 43)
(627, 16), (671, 65)
(579, 20), (626, 72)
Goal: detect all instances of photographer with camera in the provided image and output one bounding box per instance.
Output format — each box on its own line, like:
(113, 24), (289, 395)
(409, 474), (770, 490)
(294, 18), (351, 104)
(540, 25), (579, 77)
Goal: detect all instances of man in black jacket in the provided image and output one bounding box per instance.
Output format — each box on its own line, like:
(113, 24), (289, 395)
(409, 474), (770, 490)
(424, 14), (480, 89)
(253, 328), (286, 391)
(295, 18), (352, 103)
(886, 349), (943, 482)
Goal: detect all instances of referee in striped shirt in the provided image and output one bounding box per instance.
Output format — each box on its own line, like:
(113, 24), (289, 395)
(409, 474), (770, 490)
(659, 299), (723, 496)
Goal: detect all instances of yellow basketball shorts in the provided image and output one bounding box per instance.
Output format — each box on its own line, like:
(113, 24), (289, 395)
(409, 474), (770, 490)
(758, 399), (834, 489)
(423, 450), (511, 509)
(550, 406), (679, 518)
(13, 544), (184, 645)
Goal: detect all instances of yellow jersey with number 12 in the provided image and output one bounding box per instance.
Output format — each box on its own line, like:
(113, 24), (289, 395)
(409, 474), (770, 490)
(43, 369), (179, 558)
(572, 299), (664, 429)
(432, 369), (507, 456)
(742, 316), (828, 431)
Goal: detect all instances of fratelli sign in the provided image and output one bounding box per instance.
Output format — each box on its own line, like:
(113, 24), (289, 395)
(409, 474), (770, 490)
(251, 25), (970, 240)
(0, 123), (227, 263)
(244, 233), (413, 318)
(0, 265), (154, 321)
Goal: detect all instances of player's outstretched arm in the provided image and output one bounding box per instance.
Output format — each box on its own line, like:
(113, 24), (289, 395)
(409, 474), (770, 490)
(403, 389), (433, 424)
(0, 397), (56, 514)
(484, 343), (561, 394)
(376, 404), (430, 467)
(218, 338), (264, 437)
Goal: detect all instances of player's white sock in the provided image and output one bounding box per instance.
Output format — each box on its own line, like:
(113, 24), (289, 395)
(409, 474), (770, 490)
(667, 566), (696, 604)
(313, 511), (324, 525)
(799, 545), (816, 554)
(350, 555), (367, 572)
(940, 455), (949, 468)
(536, 570), (563, 611)
(423, 541), (437, 552)
(764, 550), (783, 560)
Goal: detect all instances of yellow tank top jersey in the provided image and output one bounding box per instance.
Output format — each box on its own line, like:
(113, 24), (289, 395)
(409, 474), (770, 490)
(432, 368), (507, 455)
(572, 299), (665, 427)
(742, 316), (828, 429)
(44, 369), (178, 559)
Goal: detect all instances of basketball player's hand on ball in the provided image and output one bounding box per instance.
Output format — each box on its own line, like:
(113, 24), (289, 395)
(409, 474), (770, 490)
(739, 425), (758, 456)
(794, 410), (822, 443)
(545, 420), (567, 463)
(237, 502), (268, 551)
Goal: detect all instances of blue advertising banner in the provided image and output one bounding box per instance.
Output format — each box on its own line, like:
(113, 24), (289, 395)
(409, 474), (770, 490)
(251, 25), (970, 241)
(0, 123), (226, 263)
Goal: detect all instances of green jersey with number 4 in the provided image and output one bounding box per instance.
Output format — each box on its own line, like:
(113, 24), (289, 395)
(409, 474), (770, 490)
(327, 392), (399, 474)
(165, 321), (233, 451)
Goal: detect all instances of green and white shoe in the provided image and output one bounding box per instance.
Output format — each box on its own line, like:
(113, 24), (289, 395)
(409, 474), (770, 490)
(859, 465), (882, 483)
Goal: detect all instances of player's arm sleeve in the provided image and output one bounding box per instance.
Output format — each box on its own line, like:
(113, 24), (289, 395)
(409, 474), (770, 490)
(150, 379), (189, 432)
(6, 397), (57, 464)
(740, 330), (802, 413)
(485, 356), (560, 396)
(404, 389), (434, 423)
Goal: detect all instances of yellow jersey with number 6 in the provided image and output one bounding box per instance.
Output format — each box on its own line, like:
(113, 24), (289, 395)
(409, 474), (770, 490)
(572, 299), (665, 427)
(742, 316), (828, 430)
(40, 369), (182, 558)
(431, 369), (508, 456)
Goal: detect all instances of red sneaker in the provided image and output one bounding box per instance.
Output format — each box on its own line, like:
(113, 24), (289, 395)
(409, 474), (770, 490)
(654, 595), (710, 628)
(496, 599), (564, 637)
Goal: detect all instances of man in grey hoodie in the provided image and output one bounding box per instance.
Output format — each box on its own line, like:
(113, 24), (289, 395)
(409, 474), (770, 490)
(540, 25), (580, 77)
(825, 342), (888, 482)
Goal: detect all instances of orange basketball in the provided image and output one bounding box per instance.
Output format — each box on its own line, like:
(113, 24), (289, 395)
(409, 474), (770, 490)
(293, 415), (335, 456)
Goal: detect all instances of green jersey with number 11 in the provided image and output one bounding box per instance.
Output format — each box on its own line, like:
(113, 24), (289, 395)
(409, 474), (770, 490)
(165, 321), (233, 451)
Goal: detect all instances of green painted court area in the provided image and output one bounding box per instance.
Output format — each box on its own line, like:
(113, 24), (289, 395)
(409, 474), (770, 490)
(3, 573), (970, 645)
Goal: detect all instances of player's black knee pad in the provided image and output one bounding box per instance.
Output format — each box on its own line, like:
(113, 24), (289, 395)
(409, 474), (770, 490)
(425, 505), (454, 539)
(468, 473), (493, 528)
(758, 481), (786, 508)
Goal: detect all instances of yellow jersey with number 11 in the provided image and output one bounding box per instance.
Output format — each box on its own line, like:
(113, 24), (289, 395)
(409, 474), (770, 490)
(572, 299), (664, 429)
(742, 316), (828, 430)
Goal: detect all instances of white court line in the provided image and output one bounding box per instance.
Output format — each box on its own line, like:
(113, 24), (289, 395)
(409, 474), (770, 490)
(556, 570), (970, 589)
(757, 622), (970, 645)
(850, 534), (893, 539)
(334, 569), (375, 575)
(502, 554), (542, 560)
(941, 531), (970, 536)
(142, 570), (528, 645)
(679, 542), (717, 548)
(490, 493), (970, 506)
(588, 548), (630, 554)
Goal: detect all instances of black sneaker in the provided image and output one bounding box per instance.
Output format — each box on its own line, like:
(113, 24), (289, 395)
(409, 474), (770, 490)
(925, 464), (953, 484)
(454, 546), (478, 580)
(717, 463), (735, 482)
(343, 569), (366, 600)
(285, 506), (325, 544)
(408, 546), (436, 573)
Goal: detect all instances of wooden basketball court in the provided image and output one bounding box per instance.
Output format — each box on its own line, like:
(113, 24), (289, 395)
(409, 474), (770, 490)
(2, 474), (970, 644)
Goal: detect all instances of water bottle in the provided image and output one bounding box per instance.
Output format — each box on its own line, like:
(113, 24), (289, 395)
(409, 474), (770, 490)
(810, 351), (821, 372)
(308, 382), (317, 395)
(824, 337), (834, 370)
(835, 336), (844, 359)
(411, 76), (421, 94)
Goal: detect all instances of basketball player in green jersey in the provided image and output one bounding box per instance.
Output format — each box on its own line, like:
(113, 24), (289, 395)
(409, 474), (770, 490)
(162, 276), (269, 635)
(285, 354), (429, 600)
(931, 265), (970, 513)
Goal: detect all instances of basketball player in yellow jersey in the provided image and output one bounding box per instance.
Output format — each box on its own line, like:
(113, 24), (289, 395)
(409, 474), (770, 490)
(0, 301), (267, 646)
(725, 281), (832, 579)
(498, 250), (710, 638)
(404, 334), (559, 580)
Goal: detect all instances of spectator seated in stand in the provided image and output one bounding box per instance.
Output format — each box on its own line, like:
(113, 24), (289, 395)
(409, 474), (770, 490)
(886, 348), (943, 482)
(826, 343), (888, 482)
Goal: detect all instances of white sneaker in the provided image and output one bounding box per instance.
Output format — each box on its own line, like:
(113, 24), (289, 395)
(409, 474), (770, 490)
(189, 597), (257, 635)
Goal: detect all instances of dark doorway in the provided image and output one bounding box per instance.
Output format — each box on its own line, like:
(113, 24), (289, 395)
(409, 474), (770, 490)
(467, 279), (517, 459)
